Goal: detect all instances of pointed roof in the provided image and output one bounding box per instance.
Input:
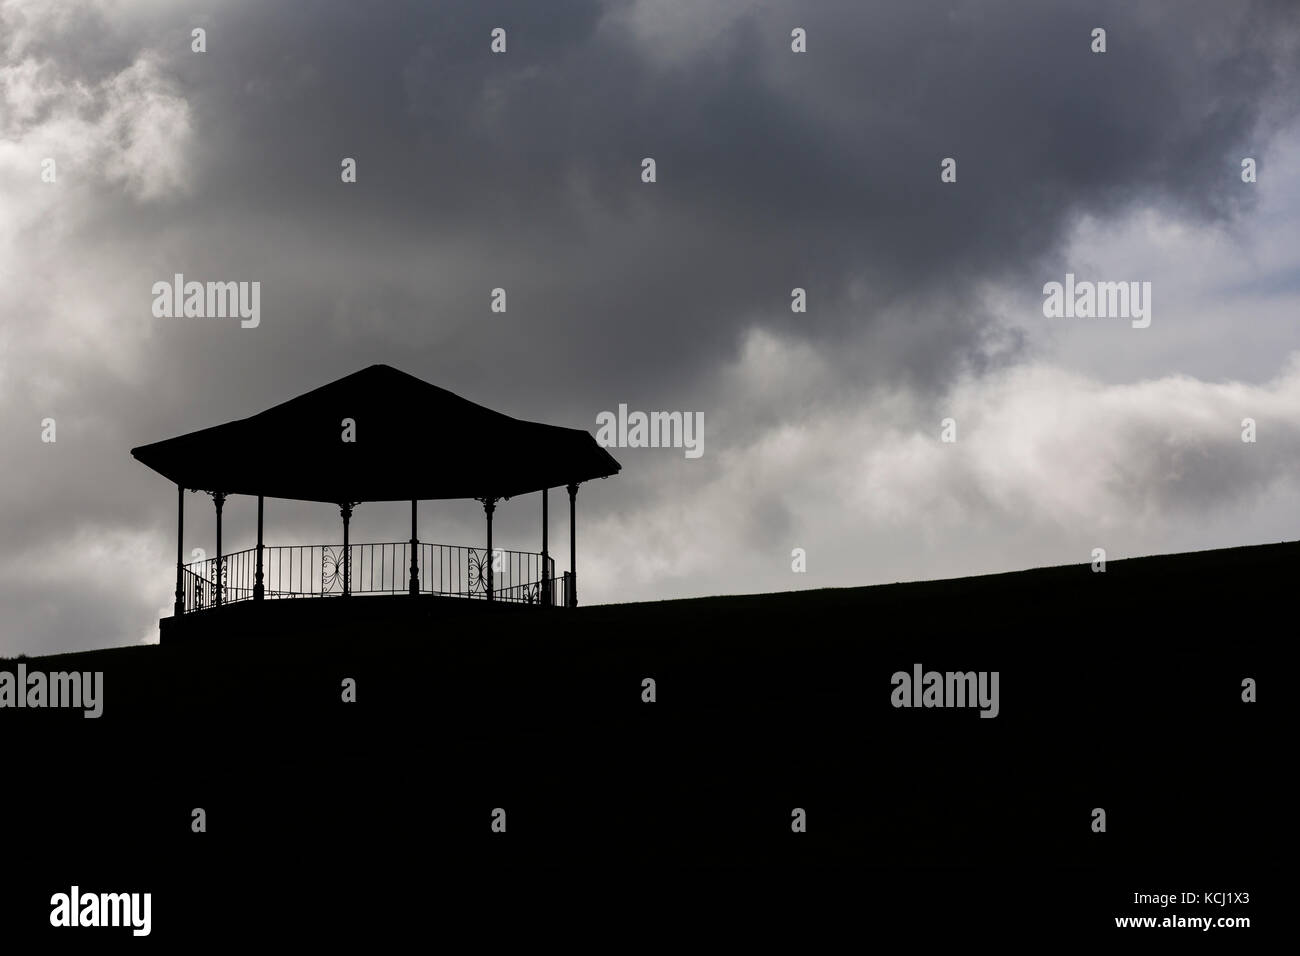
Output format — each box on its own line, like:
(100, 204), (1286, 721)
(131, 365), (620, 502)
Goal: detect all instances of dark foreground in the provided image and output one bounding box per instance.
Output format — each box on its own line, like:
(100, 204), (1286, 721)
(1, 542), (1281, 942)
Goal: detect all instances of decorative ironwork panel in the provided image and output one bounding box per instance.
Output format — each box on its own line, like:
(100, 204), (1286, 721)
(466, 548), (489, 596)
(321, 546), (346, 595)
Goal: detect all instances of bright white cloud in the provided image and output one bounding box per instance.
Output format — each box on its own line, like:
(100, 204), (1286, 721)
(581, 331), (1300, 604)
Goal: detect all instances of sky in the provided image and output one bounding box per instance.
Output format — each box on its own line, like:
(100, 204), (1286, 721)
(2, 0), (1298, 655)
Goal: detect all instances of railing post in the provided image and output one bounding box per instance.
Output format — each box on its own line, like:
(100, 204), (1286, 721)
(567, 482), (578, 608)
(174, 484), (185, 616)
(483, 497), (497, 601)
(212, 491), (226, 607)
(541, 487), (551, 607)
(340, 503), (353, 596)
(254, 494), (265, 600)
(409, 500), (419, 596)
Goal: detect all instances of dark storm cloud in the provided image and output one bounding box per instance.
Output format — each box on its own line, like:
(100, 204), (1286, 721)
(62, 0), (1299, 405)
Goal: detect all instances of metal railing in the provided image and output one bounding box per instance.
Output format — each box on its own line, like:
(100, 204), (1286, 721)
(494, 574), (571, 607)
(181, 542), (563, 613)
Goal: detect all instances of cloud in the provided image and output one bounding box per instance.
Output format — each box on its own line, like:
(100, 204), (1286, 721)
(582, 334), (1300, 602)
(0, 9), (193, 390)
(0, 522), (171, 655)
